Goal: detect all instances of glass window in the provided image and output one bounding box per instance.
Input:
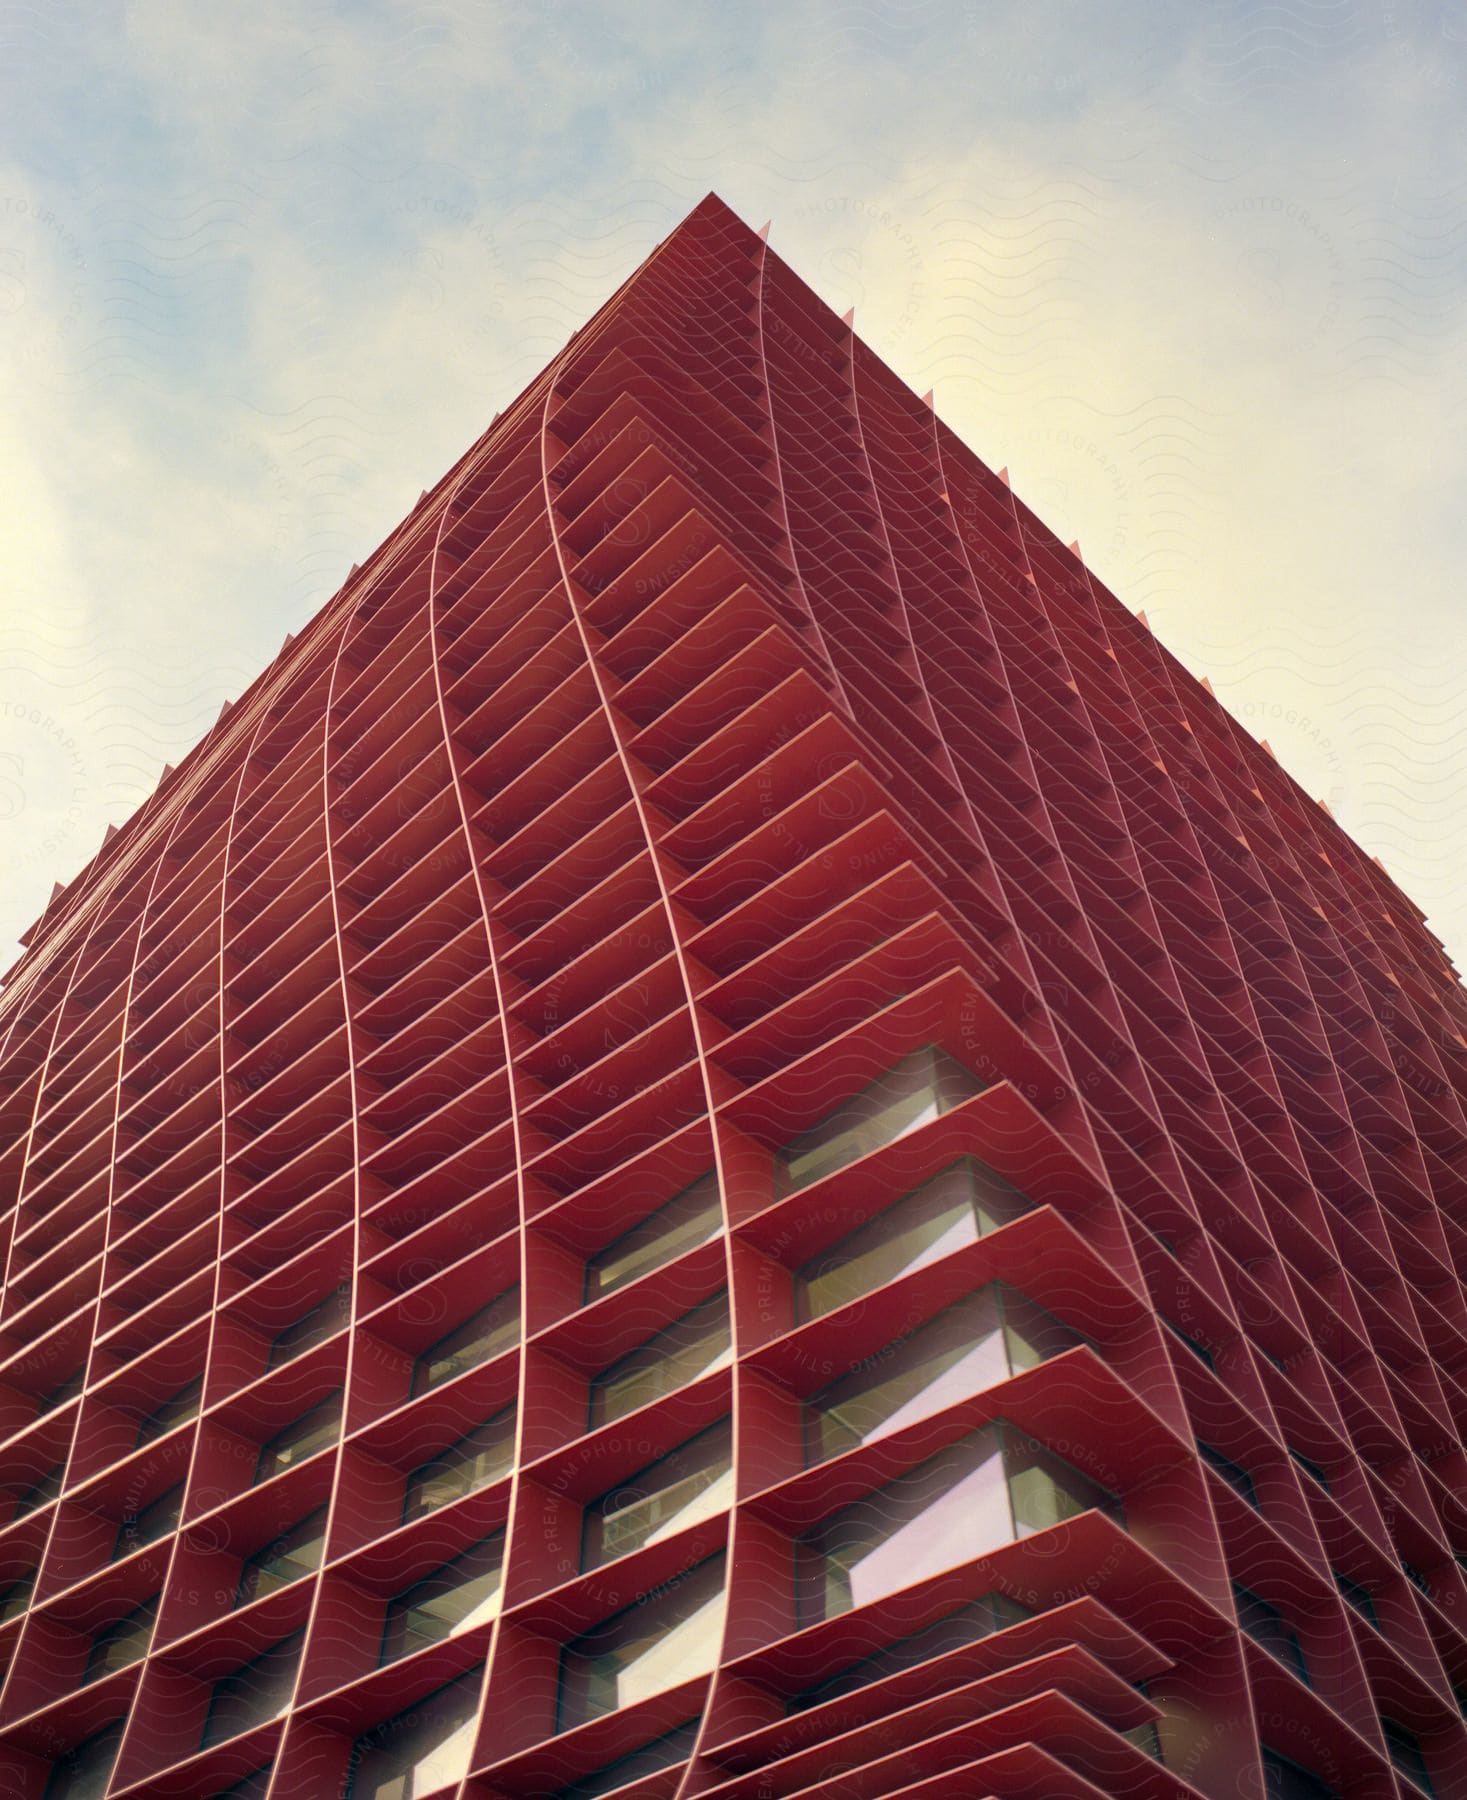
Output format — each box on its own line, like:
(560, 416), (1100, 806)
(201, 1631), (304, 1748)
(1161, 1317), (1214, 1370)
(787, 1593), (1031, 1712)
(796, 1159), (1031, 1322)
(115, 1482), (183, 1560)
(84, 1595), (158, 1683)
(14, 1461), (64, 1519)
(1147, 1223), (1179, 1257)
(804, 1287), (1078, 1463)
(1000, 1287), (1084, 1372)
(135, 1376), (202, 1447)
(38, 1366), (85, 1414)
(796, 1431), (1007, 1625)
(0, 1567), (34, 1623)
(1334, 1569), (1377, 1628)
(1197, 1440), (1259, 1511)
(236, 1507), (329, 1608)
(585, 1173), (723, 1300)
(402, 1408), (516, 1522)
(268, 1285), (351, 1369)
(1121, 1692), (1164, 1763)
(255, 1392), (342, 1484)
(381, 1534), (505, 1662)
(1234, 1583), (1309, 1685)
(43, 1720), (125, 1800)
(552, 1720), (702, 1798)
(558, 1554), (725, 1729)
(1006, 1433), (1117, 1539)
(1124, 1722), (1164, 1760)
(1289, 1449), (1329, 1492)
(411, 1288), (520, 1397)
(582, 1422), (734, 1569)
(1382, 1719), (1435, 1796)
(1261, 1747), (1339, 1800)
(776, 1048), (986, 1196)
(345, 1667), (483, 1800)
(795, 1425), (1120, 1626)
(589, 1293), (731, 1428)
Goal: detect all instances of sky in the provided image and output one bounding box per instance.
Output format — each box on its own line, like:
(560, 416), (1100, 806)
(1, 0), (1464, 973)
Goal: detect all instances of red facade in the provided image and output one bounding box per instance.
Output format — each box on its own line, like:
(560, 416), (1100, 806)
(0, 193), (1465, 1800)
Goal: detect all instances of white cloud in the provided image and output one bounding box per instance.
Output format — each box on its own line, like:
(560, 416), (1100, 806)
(1, 0), (1463, 971)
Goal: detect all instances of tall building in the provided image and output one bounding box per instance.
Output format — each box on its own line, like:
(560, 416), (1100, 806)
(0, 193), (1464, 1800)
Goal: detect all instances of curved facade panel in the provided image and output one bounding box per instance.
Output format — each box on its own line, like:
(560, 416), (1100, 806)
(0, 193), (1465, 1800)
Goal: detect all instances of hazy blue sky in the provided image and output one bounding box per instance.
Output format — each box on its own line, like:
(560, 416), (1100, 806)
(2, 1), (1464, 969)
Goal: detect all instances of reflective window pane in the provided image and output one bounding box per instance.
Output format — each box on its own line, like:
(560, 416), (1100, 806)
(236, 1507), (329, 1608)
(381, 1534), (505, 1662)
(1197, 1439), (1260, 1512)
(559, 1554), (725, 1728)
(589, 1293), (731, 1428)
(805, 1287), (1080, 1463)
(1382, 1719), (1435, 1797)
(1334, 1569), (1377, 1628)
(1004, 1433), (1118, 1538)
(43, 1720), (125, 1800)
(403, 1408), (516, 1522)
(14, 1461), (64, 1519)
(0, 1568), (35, 1623)
(85, 1595), (158, 1683)
(585, 1173), (723, 1300)
(1262, 1748), (1339, 1800)
(411, 1288), (520, 1397)
(795, 1425), (1121, 1625)
(115, 1482), (183, 1561)
(1123, 1717), (1164, 1761)
(346, 1668), (483, 1800)
(39, 1366), (85, 1415)
(777, 1049), (986, 1196)
(805, 1290), (1009, 1461)
(1234, 1583), (1309, 1686)
(795, 1429), (1010, 1624)
(268, 1285), (351, 1370)
(797, 1159), (1032, 1322)
(135, 1376), (202, 1448)
(255, 1392), (342, 1484)
(582, 1421), (733, 1569)
(201, 1631), (304, 1748)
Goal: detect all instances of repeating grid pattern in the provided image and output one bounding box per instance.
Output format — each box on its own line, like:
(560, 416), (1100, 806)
(0, 194), (1464, 1800)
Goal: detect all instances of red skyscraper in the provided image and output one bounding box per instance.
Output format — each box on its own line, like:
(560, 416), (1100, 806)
(0, 194), (1464, 1800)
